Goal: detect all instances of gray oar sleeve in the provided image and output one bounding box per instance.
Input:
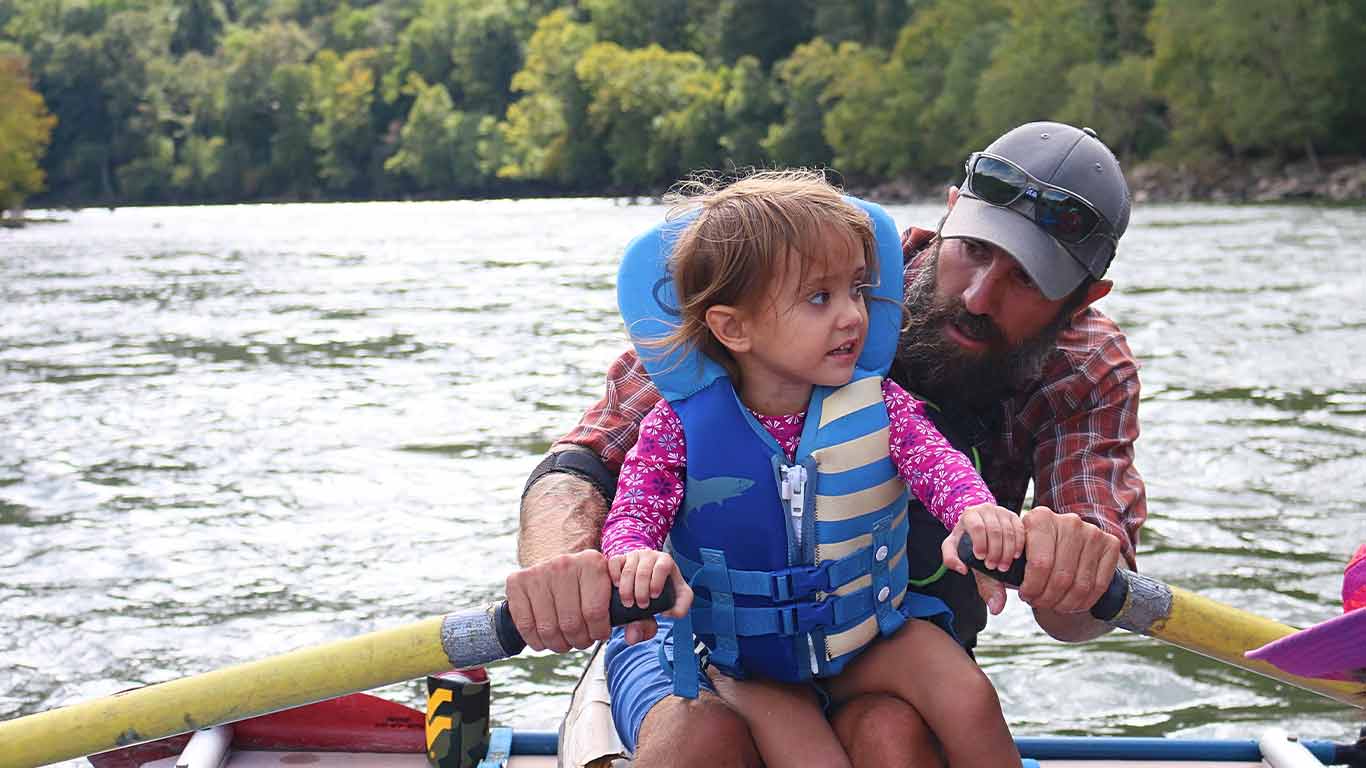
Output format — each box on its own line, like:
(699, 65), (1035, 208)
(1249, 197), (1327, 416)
(441, 605), (514, 669)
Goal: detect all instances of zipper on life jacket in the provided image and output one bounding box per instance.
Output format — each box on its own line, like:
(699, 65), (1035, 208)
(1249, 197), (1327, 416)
(779, 464), (807, 547)
(780, 464), (821, 676)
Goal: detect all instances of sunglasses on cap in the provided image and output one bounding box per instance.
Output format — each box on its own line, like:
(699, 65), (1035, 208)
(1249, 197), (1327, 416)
(963, 152), (1116, 247)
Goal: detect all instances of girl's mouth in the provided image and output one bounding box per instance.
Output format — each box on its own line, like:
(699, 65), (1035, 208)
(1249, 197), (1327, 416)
(828, 340), (858, 356)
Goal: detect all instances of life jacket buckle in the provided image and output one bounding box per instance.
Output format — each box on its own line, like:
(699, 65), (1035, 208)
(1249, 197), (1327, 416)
(769, 561), (833, 602)
(778, 598), (837, 636)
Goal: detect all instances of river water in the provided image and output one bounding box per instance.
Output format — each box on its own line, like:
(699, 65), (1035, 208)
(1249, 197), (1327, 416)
(2, 199), (1364, 764)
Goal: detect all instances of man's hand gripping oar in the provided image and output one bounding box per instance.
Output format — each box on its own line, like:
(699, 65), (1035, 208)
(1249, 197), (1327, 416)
(954, 532), (1366, 709)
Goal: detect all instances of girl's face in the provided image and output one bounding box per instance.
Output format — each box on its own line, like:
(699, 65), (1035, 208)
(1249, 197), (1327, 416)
(736, 226), (871, 411)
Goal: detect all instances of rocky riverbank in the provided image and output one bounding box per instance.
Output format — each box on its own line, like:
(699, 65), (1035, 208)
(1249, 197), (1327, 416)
(860, 156), (1366, 205)
(1127, 156), (1366, 203)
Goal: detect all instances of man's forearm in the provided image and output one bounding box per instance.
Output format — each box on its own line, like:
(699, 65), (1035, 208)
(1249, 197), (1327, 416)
(518, 471), (610, 566)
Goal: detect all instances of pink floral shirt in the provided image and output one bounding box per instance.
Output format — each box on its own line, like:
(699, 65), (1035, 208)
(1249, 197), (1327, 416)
(601, 379), (994, 557)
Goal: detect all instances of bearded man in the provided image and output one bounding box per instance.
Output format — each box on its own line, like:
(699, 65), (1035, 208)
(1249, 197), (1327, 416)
(509, 122), (1147, 767)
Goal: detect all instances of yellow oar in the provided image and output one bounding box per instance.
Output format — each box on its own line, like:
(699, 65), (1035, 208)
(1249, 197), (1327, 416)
(958, 536), (1366, 708)
(0, 587), (672, 768)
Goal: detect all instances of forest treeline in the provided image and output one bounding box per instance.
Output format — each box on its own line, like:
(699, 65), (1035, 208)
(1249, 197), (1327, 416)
(1, 0), (1364, 209)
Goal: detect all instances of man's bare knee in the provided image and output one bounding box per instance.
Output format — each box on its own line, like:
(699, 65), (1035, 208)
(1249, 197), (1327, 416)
(634, 693), (761, 768)
(832, 694), (942, 768)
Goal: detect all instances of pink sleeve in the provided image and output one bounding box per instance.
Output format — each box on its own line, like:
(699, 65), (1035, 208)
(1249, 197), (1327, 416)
(600, 399), (687, 557)
(884, 379), (995, 530)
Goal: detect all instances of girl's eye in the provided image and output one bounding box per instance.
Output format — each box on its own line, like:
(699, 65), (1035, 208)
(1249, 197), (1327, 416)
(808, 291), (831, 306)
(1013, 267), (1037, 289)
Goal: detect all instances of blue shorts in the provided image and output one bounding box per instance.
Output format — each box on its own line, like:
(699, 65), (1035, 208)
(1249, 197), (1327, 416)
(603, 593), (957, 753)
(602, 617), (715, 753)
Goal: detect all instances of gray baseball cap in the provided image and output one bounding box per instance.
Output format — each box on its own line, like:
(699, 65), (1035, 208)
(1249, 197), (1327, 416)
(940, 122), (1131, 301)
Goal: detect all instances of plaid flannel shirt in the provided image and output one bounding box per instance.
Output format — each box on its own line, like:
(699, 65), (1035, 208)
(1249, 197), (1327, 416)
(556, 227), (1147, 567)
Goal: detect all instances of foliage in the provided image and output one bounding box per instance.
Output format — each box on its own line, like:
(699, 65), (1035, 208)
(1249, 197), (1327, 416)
(1150, 0), (1354, 166)
(575, 42), (713, 187)
(0, 0), (1361, 205)
(0, 54), (56, 211)
(497, 9), (601, 185)
(385, 75), (491, 191)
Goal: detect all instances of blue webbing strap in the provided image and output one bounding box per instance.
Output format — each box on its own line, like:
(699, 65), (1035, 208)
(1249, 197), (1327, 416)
(664, 611), (700, 699)
(871, 516), (908, 636)
(476, 726), (513, 767)
(685, 569), (908, 637)
(700, 548), (739, 669)
(672, 522), (908, 601)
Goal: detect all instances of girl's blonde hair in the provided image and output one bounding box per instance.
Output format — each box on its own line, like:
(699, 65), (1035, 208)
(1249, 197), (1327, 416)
(650, 169), (877, 382)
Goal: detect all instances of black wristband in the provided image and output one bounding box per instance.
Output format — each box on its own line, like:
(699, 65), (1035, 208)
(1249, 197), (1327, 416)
(522, 448), (617, 504)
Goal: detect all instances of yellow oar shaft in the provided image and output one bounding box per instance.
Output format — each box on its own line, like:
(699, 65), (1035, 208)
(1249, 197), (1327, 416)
(1114, 573), (1365, 708)
(0, 613), (478, 768)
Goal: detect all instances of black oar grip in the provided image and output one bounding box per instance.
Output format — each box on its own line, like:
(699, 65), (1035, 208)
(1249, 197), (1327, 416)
(957, 533), (1128, 621)
(492, 583), (676, 657)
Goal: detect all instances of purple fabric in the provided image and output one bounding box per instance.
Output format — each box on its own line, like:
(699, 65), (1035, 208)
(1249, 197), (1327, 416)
(1245, 607), (1366, 682)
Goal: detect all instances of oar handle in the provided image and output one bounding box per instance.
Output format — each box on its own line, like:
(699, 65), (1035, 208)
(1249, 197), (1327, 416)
(956, 533), (1128, 621)
(492, 583), (676, 656)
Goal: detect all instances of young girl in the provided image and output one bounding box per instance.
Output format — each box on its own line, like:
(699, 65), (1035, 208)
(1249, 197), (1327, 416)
(602, 170), (1024, 766)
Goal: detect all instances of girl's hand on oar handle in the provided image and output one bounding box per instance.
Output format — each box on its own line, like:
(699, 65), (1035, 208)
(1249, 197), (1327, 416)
(608, 550), (694, 645)
(942, 503), (1026, 574)
(505, 550), (615, 653)
(941, 503), (1026, 615)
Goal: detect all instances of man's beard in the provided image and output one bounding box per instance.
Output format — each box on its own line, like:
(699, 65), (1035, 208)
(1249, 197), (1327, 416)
(897, 243), (1074, 410)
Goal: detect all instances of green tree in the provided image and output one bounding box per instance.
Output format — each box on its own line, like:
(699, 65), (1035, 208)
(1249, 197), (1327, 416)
(170, 0), (227, 55)
(974, 0), (1102, 148)
(310, 48), (379, 193)
(700, 0), (814, 67)
(383, 0), (530, 115)
(220, 21), (317, 197)
(447, 0), (530, 116)
(575, 42), (711, 187)
(497, 9), (605, 185)
(1151, 0), (1350, 168)
(0, 55), (56, 212)
(1058, 55), (1163, 161)
(581, 0), (698, 51)
(153, 51), (227, 199)
(4, 2), (174, 201)
(813, 0), (913, 50)
(718, 55), (778, 168)
(385, 75), (488, 191)
(818, 41), (897, 176)
(323, 2), (384, 52)
(762, 38), (841, 167)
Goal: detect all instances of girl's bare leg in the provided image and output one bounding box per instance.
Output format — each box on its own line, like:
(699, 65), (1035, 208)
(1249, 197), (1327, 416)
(826, 619), (1021, 767)
(707, 667), (853, 768)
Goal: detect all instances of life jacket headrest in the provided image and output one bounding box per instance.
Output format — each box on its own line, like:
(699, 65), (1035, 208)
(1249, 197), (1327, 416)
(616, 196), (904, 404)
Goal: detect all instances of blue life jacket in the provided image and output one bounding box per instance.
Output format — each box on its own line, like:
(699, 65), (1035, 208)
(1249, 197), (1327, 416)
(616, 196), (953, 694)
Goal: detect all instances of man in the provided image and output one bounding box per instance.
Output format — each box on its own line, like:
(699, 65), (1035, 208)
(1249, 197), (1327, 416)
(509, 122), (1147, 767)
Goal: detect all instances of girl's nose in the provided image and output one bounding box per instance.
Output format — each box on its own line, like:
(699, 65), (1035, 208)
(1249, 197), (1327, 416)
(836, 294), (866, 329)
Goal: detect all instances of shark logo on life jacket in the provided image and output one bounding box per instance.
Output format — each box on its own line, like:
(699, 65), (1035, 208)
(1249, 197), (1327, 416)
(683, 475), (755, 520)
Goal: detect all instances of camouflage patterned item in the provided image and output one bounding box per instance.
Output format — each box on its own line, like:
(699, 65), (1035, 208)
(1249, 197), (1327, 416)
(426, 668), (491, 768)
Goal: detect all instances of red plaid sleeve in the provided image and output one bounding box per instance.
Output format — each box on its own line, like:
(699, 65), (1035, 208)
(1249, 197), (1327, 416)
(1023, 313), (1147, 568)
(553, 349), (662, 474)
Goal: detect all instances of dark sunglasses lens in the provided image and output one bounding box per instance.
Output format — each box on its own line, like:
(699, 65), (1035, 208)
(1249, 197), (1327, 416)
(1035, 188), (1099, 243)
(970, 156), (1027, 205)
